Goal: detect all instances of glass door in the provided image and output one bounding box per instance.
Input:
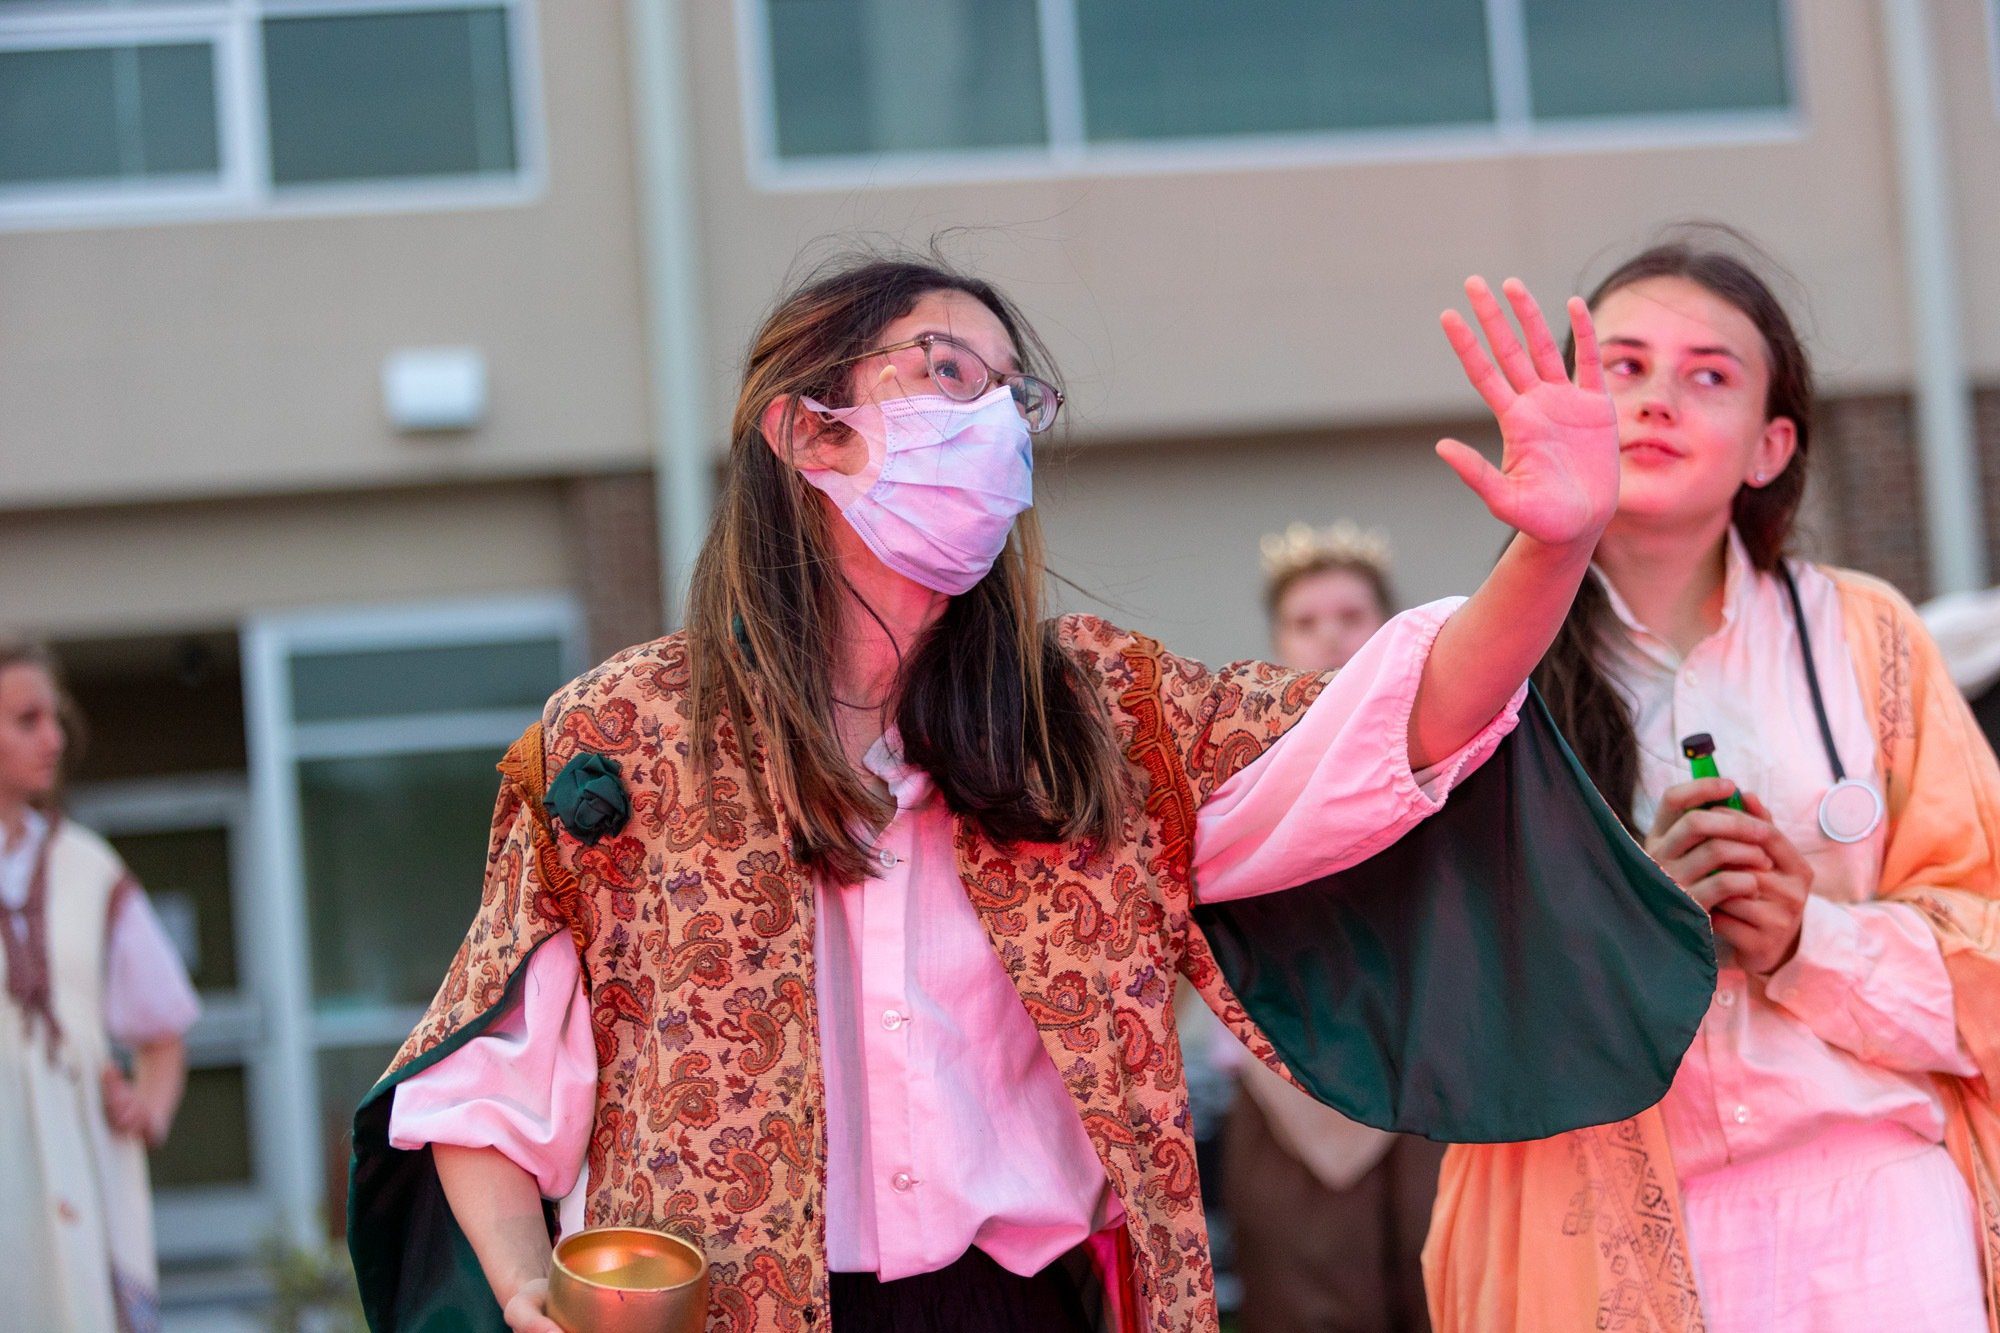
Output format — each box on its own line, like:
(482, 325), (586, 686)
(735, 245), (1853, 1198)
(241, 595), (582, 1244)
(67, 777), (273, 1262)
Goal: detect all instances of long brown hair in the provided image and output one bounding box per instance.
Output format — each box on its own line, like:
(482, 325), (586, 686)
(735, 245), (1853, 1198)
(1534, 235), (1815, 828)
(684, 255), (1126, 881)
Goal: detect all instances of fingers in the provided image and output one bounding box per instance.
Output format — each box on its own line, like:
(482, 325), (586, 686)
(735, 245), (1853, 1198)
(1736, 791), (1816, 881)
(1673, 838), (1775, 884)
(1648, 778), (1741, 839)
(1440, 309), (1515, 417)
(1435, 438), (1506, 508)
(1684, 870), (1759, 911)
(1569, 296), (1604, 392)
(1503, 278), (1569, 383)
(1650, 806), (1773, 864)
(1465, 277), (1540, 394)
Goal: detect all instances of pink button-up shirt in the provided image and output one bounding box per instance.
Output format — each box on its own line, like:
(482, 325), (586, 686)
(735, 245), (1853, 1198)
(1595, 534), (1977, 1180)
(390, 601), (1522, 1275)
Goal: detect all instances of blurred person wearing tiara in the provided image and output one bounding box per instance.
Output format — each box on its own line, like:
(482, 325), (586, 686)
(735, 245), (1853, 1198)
(1224, 523), (1444, 1333)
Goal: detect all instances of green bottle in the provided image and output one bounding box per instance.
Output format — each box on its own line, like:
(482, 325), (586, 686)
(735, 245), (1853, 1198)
(1681, 733), (1745, 811)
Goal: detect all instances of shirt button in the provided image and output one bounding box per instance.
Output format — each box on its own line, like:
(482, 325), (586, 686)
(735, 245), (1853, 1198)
(1685, 669), (1699, 687)
(890, 1171), (915, 1192)
(882, 1009), (907, 1031)
(1733, 1105), (1750, 1125)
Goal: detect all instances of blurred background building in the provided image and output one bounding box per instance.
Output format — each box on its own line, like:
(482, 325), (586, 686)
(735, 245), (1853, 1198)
(2, 0), (1998, 1322)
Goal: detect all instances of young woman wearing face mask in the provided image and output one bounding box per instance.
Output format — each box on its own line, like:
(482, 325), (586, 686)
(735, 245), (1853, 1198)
(0, 641), (200, 1332)
(1425, 240), (2000, 1333)
(348, 256), (1715, 1333)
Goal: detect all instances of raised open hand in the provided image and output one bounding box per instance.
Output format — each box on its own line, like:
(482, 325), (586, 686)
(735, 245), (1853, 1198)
(1436, 277), (1618, 549)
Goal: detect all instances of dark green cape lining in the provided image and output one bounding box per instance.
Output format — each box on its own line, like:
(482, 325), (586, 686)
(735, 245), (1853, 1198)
(348, 933), (563, 1332)
(1193, 687), (1716, 1142)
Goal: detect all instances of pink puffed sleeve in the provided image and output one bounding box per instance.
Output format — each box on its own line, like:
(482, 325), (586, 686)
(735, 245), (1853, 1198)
(387, 938), (597, 1200)
(104, 885), (201, 1047)
(1193, 598), (1525, 904)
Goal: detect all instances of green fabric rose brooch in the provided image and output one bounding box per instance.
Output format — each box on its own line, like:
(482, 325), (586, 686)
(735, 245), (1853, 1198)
(546, 751), (631, 845)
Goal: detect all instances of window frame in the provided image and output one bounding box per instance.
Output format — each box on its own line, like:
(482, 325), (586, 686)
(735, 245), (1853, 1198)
(0, 0), (547, 231)
(241, 592), (584, 1249)
(737, 0), (1803, 191)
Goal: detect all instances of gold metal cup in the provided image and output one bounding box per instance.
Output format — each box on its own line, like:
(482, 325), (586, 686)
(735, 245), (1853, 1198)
(546, 1226), (709, 1333)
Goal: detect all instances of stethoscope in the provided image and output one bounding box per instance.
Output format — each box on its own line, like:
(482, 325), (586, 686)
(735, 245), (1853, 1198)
(1778, 562), (1886, 844)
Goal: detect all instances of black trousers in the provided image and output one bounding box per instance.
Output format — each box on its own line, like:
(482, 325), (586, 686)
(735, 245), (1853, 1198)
(830, 1242), (1104, 1333)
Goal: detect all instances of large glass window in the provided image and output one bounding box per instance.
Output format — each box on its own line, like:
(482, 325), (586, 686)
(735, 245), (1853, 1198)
(754, 0), (1795, 169)
(263, 7), (517, 184)
(1523, 0), (1789, 120)
(765, 0), (1046, 157)
(0, 41), (219, 186)
(1078, 0), (1493, 141)
(0, 0), (533, 220)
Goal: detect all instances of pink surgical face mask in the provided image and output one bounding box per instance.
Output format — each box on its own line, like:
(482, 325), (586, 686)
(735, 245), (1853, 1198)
(798, 386), (1034, 595)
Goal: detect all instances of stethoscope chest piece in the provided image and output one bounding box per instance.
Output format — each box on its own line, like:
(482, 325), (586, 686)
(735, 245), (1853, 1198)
(1818, 777), (1884, 844)
(1780, 562), (1887, 847)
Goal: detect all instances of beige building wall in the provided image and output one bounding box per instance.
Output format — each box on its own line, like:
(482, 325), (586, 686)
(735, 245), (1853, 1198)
(0, 2), (653, 510)
(1037, 427), (1504, 665)
(0, 483), (573, 637)
(681, 0), (1995, 450)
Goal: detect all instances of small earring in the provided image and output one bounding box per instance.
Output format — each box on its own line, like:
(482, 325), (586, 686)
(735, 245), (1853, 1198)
(1753, 471), (1767, 484)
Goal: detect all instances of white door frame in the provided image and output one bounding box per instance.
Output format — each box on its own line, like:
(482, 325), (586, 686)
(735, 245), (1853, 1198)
(240, 593), (583, 1247)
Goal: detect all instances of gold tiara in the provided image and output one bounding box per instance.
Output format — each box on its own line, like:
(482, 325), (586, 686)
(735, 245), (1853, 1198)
(1259, 520), (1393, 581)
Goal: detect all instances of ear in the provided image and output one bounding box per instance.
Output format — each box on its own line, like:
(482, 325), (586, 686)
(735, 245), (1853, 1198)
(752, 394), (840, 466)
(1748, 416), (1798, 487)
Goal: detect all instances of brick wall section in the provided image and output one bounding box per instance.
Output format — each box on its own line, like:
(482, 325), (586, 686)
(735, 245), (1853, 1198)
(565, 471), (665, 663)
(1813, 387), (2000, 603)
(1816, 394), (1930, 600)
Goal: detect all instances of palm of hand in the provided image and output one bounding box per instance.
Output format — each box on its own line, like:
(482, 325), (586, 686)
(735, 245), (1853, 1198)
(1489, 380), (1619, 546)
(1437, 276), (1619, 549)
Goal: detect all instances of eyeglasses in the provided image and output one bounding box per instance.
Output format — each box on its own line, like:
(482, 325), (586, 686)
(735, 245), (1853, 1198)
(835, 333), (1065, 433)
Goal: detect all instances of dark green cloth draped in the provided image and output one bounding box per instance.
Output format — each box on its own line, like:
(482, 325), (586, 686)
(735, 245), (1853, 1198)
(348, 941), (556, 1333)
(1193, 688), (1715, 1142)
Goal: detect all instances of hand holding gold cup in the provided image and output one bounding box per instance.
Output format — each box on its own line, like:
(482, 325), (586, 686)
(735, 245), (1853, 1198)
(545, 1226), (709, 1333)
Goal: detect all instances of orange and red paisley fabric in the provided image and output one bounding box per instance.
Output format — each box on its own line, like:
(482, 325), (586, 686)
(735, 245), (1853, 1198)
(384, 615), (1326, 1333)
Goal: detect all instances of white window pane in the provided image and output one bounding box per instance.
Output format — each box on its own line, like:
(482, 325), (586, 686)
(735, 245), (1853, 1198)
(1078, 0), (1494, 142)
(262, 6), (517, 185)
(766, 0), (1047, 158)
(1525, 0), (1790, 119)
(0, 42), (219, 186)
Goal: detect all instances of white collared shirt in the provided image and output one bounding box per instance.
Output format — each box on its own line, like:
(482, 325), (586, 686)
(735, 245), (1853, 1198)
(1593, 532), (1976, 1178)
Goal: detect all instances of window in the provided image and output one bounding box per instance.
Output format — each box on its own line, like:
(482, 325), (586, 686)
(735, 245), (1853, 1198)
(1521, 0), (1789, 121)
(243, 595), (582, 1243)
(0, 0), (539, 226)
(1077, 0), (1494, 141)
(746, 0), (1796, 181)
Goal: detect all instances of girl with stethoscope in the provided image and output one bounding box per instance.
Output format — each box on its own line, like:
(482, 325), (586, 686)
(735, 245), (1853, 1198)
(1428, 235), (1992, 1333)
